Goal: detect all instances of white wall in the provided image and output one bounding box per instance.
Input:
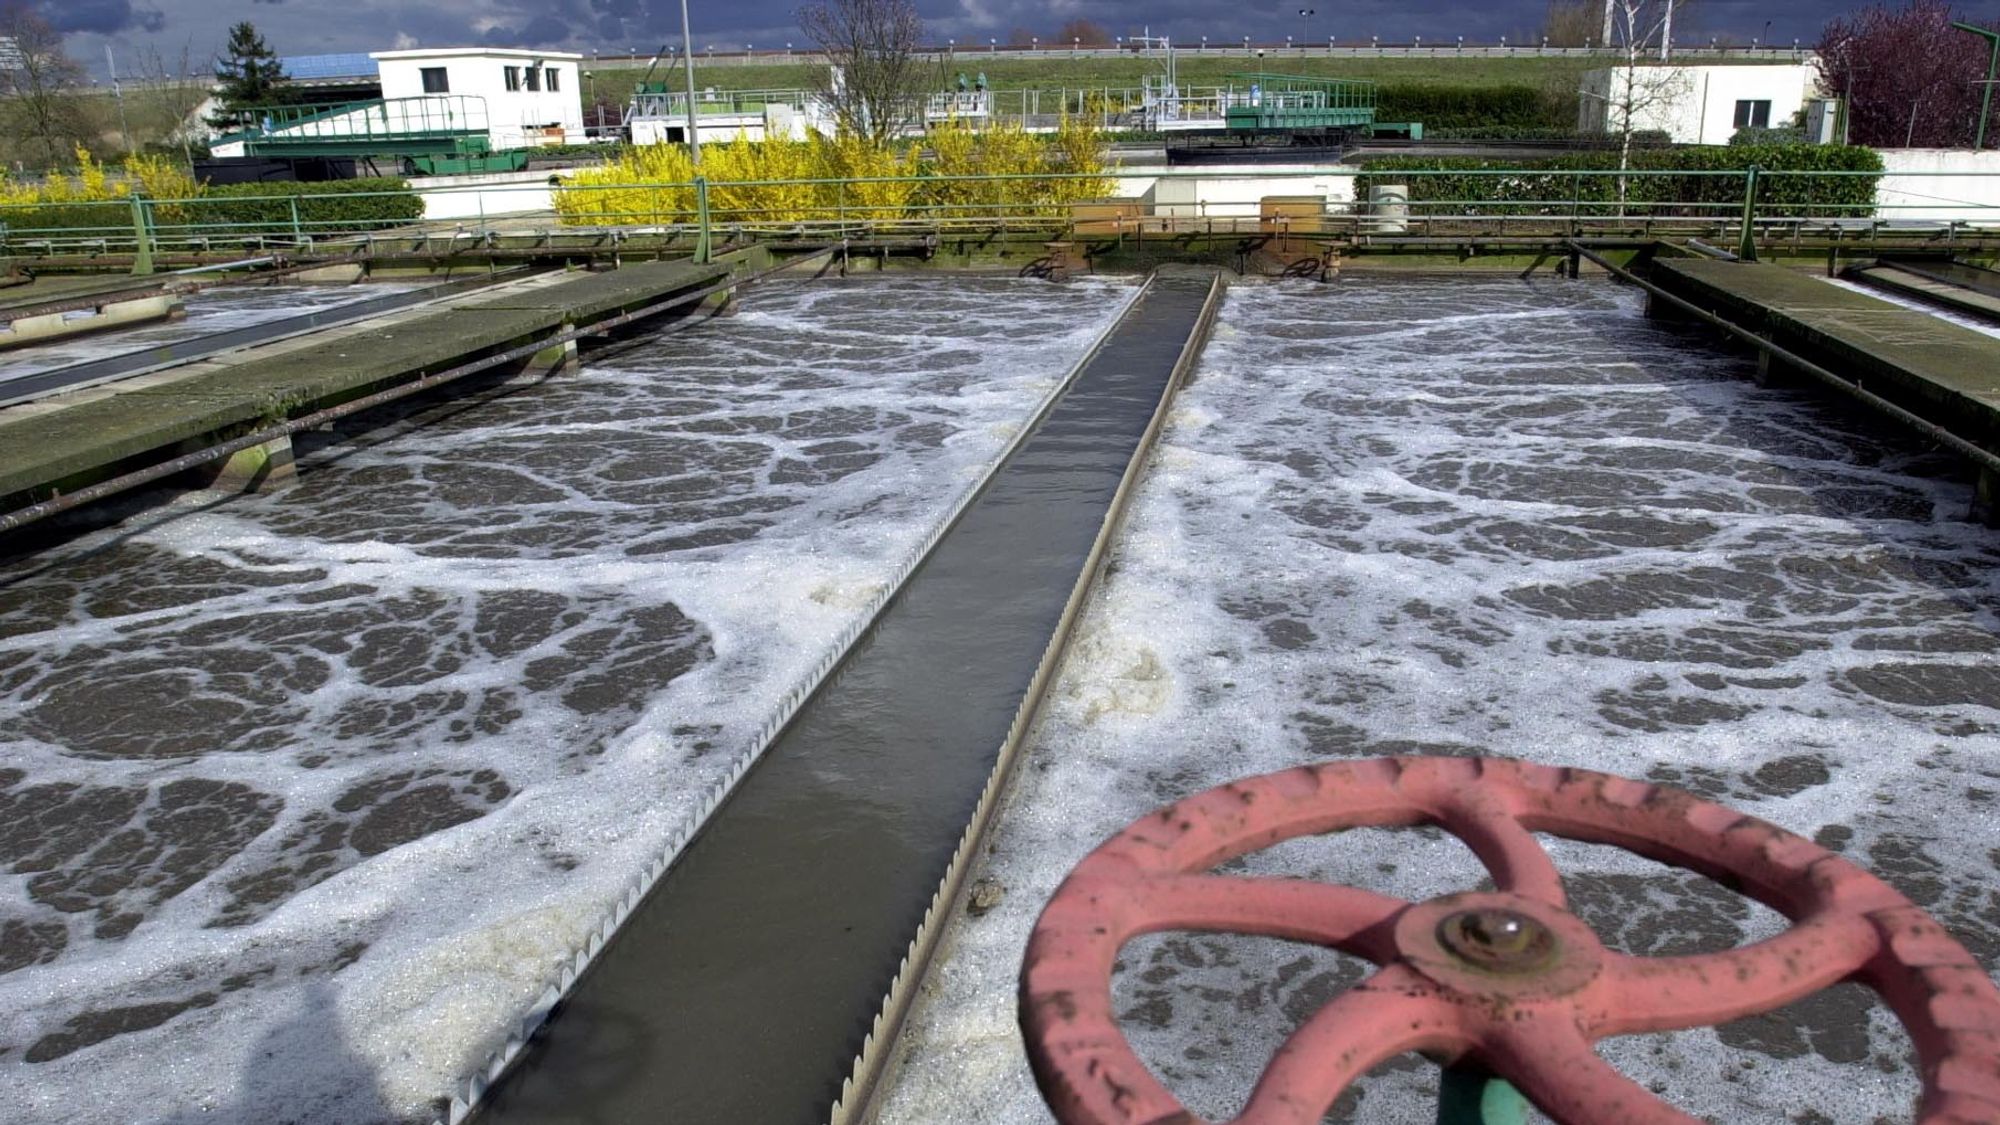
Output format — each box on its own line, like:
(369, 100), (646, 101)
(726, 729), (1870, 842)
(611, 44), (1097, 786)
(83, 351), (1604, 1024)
(1875, 149), (2000, 225)
(408, 169), (566, 220)
(1111, 164), (1357, 219)
(373, 49), (585, 149)
(1580, 64), (1819, 145)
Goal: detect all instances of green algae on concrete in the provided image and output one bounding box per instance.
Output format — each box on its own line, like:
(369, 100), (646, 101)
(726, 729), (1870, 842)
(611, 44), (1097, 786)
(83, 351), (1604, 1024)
(462, 259), (729, 323)
(1648, 258), (2000, 455)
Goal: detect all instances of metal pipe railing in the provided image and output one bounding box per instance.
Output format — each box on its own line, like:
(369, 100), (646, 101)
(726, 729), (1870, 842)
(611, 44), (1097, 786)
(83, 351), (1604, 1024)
(4, 167), (1999, 254)
(1571, 241), (2000, 479)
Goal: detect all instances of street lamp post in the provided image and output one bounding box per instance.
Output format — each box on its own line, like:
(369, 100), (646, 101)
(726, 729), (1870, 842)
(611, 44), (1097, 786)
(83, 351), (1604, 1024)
(1298, 8), (1315, 44)
(679, 0), (701, 166)
(1952, 21), (2000, 150)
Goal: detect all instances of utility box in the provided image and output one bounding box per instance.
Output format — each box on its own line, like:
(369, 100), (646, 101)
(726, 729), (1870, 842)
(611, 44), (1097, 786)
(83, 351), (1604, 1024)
(1261, 195), (1327, 263)
(1804, 98), (1842, 144)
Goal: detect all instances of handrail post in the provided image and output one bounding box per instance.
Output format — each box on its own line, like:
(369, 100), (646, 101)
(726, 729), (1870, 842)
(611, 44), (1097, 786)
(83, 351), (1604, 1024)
(289, 196), (303, 244)
(695, 175), (712, 263)
(1737, 164), (1761, 261)
(129, 191), (155, 276)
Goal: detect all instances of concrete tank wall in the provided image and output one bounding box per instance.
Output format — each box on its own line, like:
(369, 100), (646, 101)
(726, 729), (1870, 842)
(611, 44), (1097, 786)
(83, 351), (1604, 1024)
(1875, 150), (2000, 226)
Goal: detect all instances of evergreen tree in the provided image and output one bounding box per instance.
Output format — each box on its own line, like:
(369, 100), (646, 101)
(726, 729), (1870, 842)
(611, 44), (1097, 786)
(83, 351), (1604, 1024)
(208, 22), (291, 129)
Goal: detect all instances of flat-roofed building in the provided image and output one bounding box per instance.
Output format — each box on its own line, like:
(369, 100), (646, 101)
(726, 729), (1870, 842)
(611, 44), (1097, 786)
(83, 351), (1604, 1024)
(371, 47), (586, 148)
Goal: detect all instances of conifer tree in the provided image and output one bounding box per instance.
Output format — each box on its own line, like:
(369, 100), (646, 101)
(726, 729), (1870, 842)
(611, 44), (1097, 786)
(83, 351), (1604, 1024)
(208, 22), (291, 130)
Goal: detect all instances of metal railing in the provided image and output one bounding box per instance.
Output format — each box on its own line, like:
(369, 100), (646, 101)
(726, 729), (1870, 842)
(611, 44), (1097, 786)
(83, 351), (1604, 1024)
(214, 95), (492, 148)
(2, 167), (1997, 262)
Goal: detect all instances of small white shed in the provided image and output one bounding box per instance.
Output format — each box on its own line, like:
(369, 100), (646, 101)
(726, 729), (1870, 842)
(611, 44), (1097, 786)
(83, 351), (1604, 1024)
(1579, 64), (1821, 145)
(371, 47), (586, 149)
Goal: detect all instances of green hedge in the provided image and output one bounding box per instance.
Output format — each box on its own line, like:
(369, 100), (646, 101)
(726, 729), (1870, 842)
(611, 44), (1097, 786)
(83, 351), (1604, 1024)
(1423, 127), (1673, 146)
(1353, 145), (1883, 219)
(0, 199), (135, 237)
(186, 178), (424, 232)
(0, 177), (423, 240)
(1375, 84), (1568, 130)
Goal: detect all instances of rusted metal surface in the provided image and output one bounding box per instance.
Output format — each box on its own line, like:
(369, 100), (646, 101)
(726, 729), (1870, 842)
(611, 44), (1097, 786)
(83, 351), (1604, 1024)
(1020, 756), (2000, 1125)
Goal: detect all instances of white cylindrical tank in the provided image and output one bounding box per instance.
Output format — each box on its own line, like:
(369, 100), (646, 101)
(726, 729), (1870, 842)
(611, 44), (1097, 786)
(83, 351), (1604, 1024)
(1369, 183), (1409, 234)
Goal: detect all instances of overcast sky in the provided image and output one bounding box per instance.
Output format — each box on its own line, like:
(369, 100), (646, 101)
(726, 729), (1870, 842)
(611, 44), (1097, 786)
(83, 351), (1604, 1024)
(35, 0), (2000, 77)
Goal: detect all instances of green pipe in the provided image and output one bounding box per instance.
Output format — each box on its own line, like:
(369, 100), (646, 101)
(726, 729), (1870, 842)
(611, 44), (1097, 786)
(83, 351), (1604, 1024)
(129, 193), (155, 276)
(1437, 1066), (1531, 1125)
(1737, 165), (1760, 262)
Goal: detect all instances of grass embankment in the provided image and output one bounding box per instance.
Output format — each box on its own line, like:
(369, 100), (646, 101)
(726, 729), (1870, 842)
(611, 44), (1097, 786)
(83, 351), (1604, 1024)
(594, 55), (1615, 96)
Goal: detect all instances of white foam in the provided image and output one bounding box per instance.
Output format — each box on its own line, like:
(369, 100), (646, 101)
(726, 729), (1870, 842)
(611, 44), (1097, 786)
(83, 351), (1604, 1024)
(0, 275), (1135, 1124)
(877, 276), (1999, 1125)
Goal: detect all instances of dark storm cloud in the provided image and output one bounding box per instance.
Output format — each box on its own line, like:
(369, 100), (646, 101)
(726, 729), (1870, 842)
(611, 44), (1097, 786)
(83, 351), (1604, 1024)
(39, 0), (164, 35)
(54, 0), (1854, 63)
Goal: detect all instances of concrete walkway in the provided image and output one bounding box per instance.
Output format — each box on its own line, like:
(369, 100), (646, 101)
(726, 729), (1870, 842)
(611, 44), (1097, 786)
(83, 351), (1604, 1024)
(0, 259), (728, 511)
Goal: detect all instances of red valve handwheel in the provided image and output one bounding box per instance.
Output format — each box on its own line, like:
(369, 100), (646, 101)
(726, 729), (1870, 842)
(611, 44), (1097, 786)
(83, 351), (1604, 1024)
(1019, 757), (2000, 1125)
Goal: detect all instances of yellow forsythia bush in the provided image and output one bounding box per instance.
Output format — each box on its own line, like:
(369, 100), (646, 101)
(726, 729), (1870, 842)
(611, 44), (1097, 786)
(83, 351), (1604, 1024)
(551, 117), (1108, 229)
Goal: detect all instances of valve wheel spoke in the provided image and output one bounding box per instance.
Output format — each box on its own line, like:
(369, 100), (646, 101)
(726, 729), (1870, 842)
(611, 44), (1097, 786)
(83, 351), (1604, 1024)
(1133, 874), (1409, 961)
(1443, 794), (1568, 909)
(1490, 1020), (1703, 1125)
(1590, 911), (1882, 1036)
(1231, 964), (1467, 1125)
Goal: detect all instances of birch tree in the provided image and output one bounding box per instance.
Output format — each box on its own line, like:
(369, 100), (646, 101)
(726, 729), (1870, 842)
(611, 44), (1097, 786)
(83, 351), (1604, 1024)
(1604, 0), (1693, 207)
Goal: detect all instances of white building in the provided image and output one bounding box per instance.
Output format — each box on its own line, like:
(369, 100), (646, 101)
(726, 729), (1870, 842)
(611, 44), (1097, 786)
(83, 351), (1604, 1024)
(626, 89), (836, 146)
(1579, 64), (1822, 146)
(371, 48), (586, 148)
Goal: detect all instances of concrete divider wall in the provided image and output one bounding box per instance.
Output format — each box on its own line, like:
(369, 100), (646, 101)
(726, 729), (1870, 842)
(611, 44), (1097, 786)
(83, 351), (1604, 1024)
(409, 169), (571, 221)
(1874, 150), (2000, 225)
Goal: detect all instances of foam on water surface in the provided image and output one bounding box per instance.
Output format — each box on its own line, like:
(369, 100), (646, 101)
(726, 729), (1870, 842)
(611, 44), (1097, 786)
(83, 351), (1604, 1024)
(0, 275), (1132, 1123)
(0, 281), (429, 384)
(877, 276), (2000, 1125)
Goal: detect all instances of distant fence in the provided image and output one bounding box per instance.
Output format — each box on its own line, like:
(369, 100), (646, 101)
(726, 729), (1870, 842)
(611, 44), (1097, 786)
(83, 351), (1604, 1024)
(3, 166), (1997, 258)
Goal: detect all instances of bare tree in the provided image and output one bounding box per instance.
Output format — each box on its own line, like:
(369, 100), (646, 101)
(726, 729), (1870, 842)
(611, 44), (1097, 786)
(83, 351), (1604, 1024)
(1592, 0), (1693, 205)
(0, 2), (88, 167)
(1544, 1), (1600, 47)
(797, 0), (937, 145)
(131, 42), (212, 164)
(1058, 19), (1113, 47)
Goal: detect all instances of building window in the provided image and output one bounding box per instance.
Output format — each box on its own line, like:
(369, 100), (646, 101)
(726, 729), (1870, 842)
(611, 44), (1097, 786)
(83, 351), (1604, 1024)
(546, 68), (560, 92)
(525, 66), (541, 92)
(1733, 99), (1772, 129)
(420, 66), (449, 94)
(503, 66), (521, 91)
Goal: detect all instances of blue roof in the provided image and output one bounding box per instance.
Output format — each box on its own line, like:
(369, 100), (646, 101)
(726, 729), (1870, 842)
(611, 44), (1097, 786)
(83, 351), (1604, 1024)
(280, 54), (379, 80)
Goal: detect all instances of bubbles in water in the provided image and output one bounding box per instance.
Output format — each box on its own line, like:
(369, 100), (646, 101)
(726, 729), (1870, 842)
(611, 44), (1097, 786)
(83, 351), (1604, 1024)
(877, 276), (2000, 1125)
(0, 275), (1132, 1123)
